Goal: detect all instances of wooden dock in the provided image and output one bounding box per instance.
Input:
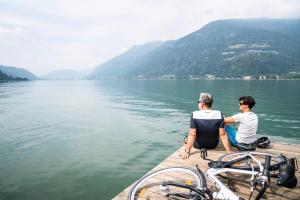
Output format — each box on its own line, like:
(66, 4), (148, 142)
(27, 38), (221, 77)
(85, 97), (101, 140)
(113, 142), (300, 200)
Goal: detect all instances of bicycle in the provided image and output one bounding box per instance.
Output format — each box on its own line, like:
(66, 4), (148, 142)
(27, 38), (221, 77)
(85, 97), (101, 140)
(127, 151), (298, 200)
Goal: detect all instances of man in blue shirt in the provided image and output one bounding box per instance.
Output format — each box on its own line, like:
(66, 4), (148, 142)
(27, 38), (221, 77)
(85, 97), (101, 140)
(180, 93), (232, 159)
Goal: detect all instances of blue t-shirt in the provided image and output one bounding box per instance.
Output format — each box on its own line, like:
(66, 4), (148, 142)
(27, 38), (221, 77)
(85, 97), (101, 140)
(190, 110), (224, 148)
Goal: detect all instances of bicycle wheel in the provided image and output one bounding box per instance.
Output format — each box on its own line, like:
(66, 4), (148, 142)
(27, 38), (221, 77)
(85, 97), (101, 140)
(218, 152), (281, 171)
(127, 167), (207, 200)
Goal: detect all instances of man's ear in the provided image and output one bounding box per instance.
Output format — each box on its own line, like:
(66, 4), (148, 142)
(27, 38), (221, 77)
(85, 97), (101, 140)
(198, 104), (202, 110)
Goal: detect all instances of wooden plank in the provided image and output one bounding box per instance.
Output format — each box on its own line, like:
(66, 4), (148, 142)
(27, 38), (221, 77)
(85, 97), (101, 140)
(113, 142), (300, 200)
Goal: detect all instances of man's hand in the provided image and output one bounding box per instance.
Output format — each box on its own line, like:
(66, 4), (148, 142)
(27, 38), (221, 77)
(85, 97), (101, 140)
(179, 150), (190, 159)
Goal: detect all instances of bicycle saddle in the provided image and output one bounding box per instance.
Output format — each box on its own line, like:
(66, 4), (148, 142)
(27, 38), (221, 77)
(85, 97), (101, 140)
(277, 160), (297, 188)
(208, 161), (222, 168)
(208, 161), (231, 168)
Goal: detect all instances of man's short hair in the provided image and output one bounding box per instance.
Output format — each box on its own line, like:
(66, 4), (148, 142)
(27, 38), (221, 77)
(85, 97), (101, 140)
(199, 93), (213, 108)
(239, 96), (256, 109)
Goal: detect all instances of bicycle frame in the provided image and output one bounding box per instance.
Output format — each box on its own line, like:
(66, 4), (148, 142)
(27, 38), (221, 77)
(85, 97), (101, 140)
(207, 167), (259, 200)
(206, 153), (267, 200)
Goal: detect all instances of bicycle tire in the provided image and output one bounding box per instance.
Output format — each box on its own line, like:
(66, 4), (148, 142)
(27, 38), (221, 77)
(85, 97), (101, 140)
(218, 152), (282, 171)
(127, 167), (206, 200)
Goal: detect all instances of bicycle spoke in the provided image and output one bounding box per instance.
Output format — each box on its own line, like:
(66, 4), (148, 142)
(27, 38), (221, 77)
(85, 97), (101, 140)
(128, 167), (205, 200)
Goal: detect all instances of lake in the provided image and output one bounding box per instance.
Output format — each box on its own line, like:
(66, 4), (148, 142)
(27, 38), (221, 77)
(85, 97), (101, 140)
(0, 80), (300, 200)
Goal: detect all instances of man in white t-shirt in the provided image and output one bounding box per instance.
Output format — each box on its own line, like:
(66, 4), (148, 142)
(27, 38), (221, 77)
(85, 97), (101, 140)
(224, 96), (258, 151)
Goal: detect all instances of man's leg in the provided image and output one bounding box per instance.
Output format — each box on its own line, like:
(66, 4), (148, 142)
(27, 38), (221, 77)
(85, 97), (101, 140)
(184, 135), (203, 149)
(193, 140), (204, 149)
(225, 125), (238, 147)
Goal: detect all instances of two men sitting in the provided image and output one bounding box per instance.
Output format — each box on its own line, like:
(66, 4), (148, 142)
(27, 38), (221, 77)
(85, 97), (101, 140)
(180, 93), (258, 159)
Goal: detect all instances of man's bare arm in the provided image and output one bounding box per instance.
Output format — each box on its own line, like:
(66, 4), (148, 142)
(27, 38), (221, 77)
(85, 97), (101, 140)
(219, 128), (233, 153)
(224, 116), (235, 126)
(186, 128), (196, 151)
(179, 128), (196, 159)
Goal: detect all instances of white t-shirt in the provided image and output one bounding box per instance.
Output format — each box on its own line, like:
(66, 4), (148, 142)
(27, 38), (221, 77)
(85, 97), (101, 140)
(232, 112), (258, 144)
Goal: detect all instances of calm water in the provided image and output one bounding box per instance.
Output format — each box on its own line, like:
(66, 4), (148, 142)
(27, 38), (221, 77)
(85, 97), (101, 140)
(0, 80), (300, 200)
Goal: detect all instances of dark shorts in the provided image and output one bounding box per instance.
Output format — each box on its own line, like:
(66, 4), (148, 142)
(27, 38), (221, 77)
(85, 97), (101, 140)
(235, 142), (256, 151)
(193, 140), (219, 149)
(184, 135), (218, 149)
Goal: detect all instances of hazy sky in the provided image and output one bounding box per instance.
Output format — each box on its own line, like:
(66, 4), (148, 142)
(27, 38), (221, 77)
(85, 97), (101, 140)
(0, 0), (300, 75)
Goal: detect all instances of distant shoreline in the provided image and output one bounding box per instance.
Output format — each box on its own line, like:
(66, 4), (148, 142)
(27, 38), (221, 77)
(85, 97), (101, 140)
(0, 78), (28, 82)
(2, 78), (299, 82)
(86, 77), (300, 81)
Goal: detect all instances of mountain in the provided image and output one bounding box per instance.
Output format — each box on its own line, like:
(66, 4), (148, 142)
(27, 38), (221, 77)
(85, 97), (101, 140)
(91, 19), (300, 79)
(89, 41), (164, 78)
(0, 70), (28, 81)
(40, 69), (85, 80)
(0, 65), (38, 80)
